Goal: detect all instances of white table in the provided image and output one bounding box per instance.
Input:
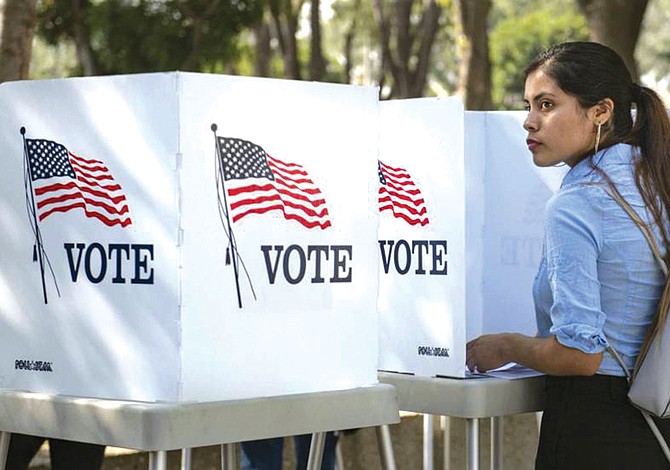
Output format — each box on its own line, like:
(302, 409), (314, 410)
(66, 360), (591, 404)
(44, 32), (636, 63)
(378, 372), (546, 470)
(0, 383), (400, 470)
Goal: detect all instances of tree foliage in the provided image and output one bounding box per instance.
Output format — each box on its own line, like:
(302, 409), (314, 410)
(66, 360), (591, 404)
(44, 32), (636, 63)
(490, 0), (588, 109)
(18, 0), (666, 108)
(37, 0), (263, 75)
(638, 0), (670, 86)
(329, 0), (378, 85)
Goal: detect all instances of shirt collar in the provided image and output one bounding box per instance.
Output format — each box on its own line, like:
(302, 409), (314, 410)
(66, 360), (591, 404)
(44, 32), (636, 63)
(561, 143), (635, 187)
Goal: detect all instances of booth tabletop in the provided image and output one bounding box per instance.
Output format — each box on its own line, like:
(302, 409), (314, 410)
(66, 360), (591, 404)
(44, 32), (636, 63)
(378, 372), (546, 418)
(0, 384), (399, 451)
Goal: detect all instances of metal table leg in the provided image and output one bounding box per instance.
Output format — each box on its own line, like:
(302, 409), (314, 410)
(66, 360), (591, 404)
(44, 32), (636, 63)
(0, 432), (10, 470)
(336, 439), (344, 470)
(423, 414), (433, 470)
(466, 418), (480, 470)
(306, 432), (326, 470)
(490, 417), (502, 470)
(149, 450), (168, 470)
(441, 416), (450, 470)
(221, 443), (236, 470)
(375, 424), (397, 470)
(181, 447), (192, 470)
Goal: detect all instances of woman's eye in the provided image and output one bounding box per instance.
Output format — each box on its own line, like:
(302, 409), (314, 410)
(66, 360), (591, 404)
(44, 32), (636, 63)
(540, 101), (553, 110)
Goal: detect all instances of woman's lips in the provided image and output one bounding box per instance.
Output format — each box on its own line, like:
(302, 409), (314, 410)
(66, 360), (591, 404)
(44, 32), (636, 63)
(526, 139), (540, 151)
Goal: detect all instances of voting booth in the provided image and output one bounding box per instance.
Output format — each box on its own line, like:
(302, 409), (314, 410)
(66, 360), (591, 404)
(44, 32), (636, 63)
(0, 72), (381, 402)
(377, 100), (566, 378)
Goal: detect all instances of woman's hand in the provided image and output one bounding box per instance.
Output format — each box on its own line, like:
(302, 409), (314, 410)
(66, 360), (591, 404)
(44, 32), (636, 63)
(466, 333), (603, 376)
(466, 333), (512, 372)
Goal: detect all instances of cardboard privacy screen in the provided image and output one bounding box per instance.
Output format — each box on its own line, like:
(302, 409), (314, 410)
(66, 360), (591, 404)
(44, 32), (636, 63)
(468, 112), (567, 340)
(0, 72), (380, 402)
(377, 101), (566, 378)
(377, 98), (467, 378)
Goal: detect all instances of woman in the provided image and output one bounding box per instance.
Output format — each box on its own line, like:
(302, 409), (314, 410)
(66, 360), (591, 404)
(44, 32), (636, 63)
(466, 41), (670, 469)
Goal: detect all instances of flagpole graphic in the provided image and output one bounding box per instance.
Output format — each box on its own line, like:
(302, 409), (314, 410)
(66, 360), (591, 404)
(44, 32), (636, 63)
(212, 123), (244, 309)
(21, 127), (49, 304)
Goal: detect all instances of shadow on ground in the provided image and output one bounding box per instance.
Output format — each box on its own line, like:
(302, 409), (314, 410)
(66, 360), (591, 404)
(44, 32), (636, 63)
(28, 413), (539, 469)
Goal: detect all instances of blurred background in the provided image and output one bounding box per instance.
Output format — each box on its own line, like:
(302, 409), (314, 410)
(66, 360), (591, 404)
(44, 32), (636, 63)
(1, 0), (668, 109)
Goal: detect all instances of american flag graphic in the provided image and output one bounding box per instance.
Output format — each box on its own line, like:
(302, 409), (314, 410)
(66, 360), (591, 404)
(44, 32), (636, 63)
(218, 137), (331, 229)
(378, 160), (429, 226)
(25, 139), (132, 227)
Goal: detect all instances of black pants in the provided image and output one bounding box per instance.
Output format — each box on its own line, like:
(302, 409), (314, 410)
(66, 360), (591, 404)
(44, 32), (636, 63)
(536, 375), (670, 470)
(6, 434), (105, 470)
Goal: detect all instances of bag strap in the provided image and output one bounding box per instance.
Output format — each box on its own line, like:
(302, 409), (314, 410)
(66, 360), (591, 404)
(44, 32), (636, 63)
(588, 182), (670, 463)
(586, 182), (669, 373)
(590, 183), (668, 276)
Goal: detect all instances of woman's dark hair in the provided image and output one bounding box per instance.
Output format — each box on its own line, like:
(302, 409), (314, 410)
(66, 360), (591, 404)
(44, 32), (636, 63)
(525, 42), (670, 265)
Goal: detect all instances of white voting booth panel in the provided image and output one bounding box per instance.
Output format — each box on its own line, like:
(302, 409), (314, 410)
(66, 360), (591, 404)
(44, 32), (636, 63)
(377, 98), (467, 378)
(0, 72), (380, 402)
(378, 102), (565, 378)
(467, 111), (566, 340)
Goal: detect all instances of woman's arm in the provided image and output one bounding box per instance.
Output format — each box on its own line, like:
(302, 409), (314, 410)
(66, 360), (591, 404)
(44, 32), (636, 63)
(466, 333), (603, 376)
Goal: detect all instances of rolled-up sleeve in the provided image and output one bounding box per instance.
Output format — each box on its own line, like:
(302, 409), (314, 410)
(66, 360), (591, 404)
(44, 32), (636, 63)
(545, 187), (608, 354)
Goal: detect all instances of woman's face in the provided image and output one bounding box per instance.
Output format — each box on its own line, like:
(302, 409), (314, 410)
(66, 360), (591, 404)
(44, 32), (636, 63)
(523, 68), (598, 167)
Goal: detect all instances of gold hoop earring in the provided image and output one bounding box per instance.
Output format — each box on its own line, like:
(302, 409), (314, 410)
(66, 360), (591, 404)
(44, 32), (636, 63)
(594, 122), (602, 155)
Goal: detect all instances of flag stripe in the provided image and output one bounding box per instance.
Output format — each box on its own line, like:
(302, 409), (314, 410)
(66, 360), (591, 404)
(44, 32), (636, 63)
(378, 191), (427, 216)
(232, 203), (332, 229)
(34, 181), (128, 205)
(379, 186), (426, 207)
(228, 183), (327, 206)
(379, 206), (429, 226)
(273, 174), (324, 196)
(37, 192), (130, 216)
(74, 174), (122, 191)
(230, 193), (329, 218)
(39, 201), (132, 227)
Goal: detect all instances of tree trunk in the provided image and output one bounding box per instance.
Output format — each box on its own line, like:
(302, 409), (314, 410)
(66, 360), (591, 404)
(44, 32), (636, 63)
(270, 0), (304, 80)
(456, 0), (492, 110)
(309, 0), (324, 80)
(577, 0), (649, 82)
(254, 18), (272, 77)
(342, 0), (361, 84)
(372, 0), (393, 94)
(373, 0), (442, 99)
(70, 0), (98, 76)
(410, 0), (441, 98)
(177, 0), (220, 72)
(0, 0), (37, 83)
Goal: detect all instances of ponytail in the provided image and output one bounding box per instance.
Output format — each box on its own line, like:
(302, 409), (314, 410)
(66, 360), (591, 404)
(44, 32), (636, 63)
(632, 85), (670, 265)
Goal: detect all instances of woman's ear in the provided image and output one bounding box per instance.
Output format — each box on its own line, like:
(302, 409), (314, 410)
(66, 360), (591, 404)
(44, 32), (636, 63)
(590, 98), (614, 126)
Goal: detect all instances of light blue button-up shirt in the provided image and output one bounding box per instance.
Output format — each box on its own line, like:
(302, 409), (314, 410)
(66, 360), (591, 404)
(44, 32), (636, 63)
(533, 143), (666, 376)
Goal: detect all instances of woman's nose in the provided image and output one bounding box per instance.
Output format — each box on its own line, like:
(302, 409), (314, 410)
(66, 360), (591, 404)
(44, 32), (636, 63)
(523, 112), (538, 132)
